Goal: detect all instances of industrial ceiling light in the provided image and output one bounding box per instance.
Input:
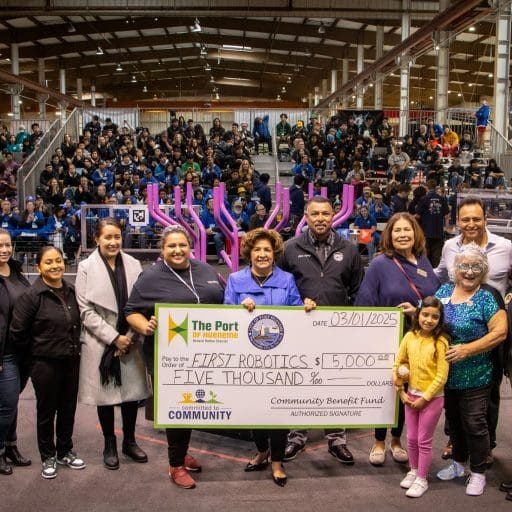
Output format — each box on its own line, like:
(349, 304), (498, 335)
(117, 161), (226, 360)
(200, 45), (208, 56)
(276, 94), (282, 101)
(215, 92), (220, 100)
(191, 18), (202, 33)
(318, 23), (326, 34)
(131, 75), (137, 83)
(469, 26), (476, 32)
(143, 85), (148, 93)
(287, 76), (292, 83)
(210, 76), (215, 82)
(204, 63), (211, 71)
(281, 86), (286, 93)
(67, 22), (76, 33)
(96, 46), (104, 55)
(116, 63), (123, 71)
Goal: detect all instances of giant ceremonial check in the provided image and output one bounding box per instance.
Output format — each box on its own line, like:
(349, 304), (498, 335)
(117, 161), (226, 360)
(154, 305), (403, 429)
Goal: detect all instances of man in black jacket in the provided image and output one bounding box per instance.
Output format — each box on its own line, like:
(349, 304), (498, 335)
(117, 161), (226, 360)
(279, 196), (363, 464)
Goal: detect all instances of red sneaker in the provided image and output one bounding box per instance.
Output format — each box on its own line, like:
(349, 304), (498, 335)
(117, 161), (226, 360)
(184, 454), (202, 473)
(169, 466), (196, 489)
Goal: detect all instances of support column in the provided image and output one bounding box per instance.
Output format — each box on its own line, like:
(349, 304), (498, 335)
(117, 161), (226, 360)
(436, 0), (450, 123)
(321, 78), (329, 100)
(37, 58), (47, 118)
(10, 44), (21, 120)
(399, 0), (411, 137)
(59, 68), (67, 120)
(356, 43), (364, 109)
(314, 86), (320, 106)
(308, 92), (313, 108)
(493, 1), (511, 149)
(330, 68), (337, 93)
(76, 77), (83, 101)
(342, 58), (349, 108)
(90, 84), (96, 107)
(375, 26), (384, 110)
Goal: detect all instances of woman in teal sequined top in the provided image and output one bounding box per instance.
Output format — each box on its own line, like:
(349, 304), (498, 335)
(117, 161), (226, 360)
(434, 244), (507, 496)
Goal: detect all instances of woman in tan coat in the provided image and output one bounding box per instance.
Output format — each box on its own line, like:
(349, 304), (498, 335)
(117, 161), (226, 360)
(76, 218), (149, 470)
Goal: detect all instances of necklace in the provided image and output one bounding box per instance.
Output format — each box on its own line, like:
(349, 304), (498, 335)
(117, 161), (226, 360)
(252, 271), (272, 287)
(163, 261), (201, 303)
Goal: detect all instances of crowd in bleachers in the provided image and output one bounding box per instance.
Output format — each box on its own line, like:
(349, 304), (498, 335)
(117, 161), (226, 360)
(0, 98), (501, 265)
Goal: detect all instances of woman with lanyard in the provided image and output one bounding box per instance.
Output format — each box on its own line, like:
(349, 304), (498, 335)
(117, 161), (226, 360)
(75, 218), (149, 470)
(355, 212), (439, 467)
(125, 225), (224, 490)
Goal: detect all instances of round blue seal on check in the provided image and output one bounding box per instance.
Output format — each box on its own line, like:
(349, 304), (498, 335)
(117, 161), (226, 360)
(248, 314), (284, 350)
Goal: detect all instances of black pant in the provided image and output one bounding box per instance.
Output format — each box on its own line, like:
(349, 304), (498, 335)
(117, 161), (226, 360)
(487, 375), (501, 450)
(375, 399), (405, 442)
(253, 429), (288, 462)
(445, 385), (490, 474)
(97, 401), (139, 441)
(31, 357), (80, 461)
(166, 429), (192, 467)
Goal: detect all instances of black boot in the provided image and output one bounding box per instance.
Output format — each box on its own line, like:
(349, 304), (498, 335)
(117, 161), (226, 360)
(122, 440), (148, 463)
(103, 436), (119, 470)
(5, 445), (31, 466)
(0, 453), (13, 475)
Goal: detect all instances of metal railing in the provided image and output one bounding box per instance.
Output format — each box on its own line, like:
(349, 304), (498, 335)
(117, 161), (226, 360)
(489, 122), (512, 178)
(17, 109), (81, 205)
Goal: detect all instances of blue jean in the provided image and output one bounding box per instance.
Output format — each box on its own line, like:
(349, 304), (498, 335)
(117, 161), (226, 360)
(0, 355), (20, 453)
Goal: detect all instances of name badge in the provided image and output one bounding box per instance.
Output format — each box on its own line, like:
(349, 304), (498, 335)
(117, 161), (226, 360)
(416, 268), (428, 277)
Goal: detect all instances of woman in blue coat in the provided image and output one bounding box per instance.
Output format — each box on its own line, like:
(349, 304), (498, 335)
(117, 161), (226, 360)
(224, 228), (315, 487)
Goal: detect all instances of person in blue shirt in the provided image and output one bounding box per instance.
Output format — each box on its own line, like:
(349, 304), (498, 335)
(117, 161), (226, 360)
(230, 199), (249, 232)
(291, 155), (315, 182)
(201, 156), (222, 187)
(91, 162), (114, 191)
(353, 205), (378, 261)
(0, 200), (20, 236)
(253, 115), (272, 155)
(369, 193), (390, 222)
(355, 187), (374, 210)
(475, 96), (491, 149)
(140, 167), (159, 187)
(224, 228), (315, 487)
(200, 197), (225, 264)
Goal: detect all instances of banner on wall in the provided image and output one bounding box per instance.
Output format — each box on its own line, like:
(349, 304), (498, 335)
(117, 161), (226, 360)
(154, 305), (402, 430)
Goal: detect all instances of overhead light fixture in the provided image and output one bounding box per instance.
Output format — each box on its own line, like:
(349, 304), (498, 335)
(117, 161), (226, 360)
(158, 59), (163, 65)
(488, 73), (493, 78)
(204, 63), (211, 71)
(429, 96), (434, 100)
(67, 22), (76, 33)
(281, 86), (286, 93)
(221, 44), (253, 52)
(369, 83), (374, 87)
(131, 75), (137, 83)
(96, 46), (104, 55)
(215, 92), (220, 100)
(410, 100), (415, 105)
(434, 44), (440, 51)
(457, 93), (462, 97)
(200, 45), (208, 56)
(318, 23), (326, 34)
(191, 18), (202, 33)
(469, 83), (473, 87)
(116, 63), (123, 71)
(7, 112), (13, 117)
(143, 85), (148, 93)
(223, 77), (250, 81)
(210, 76), (215, 82)
(286, 76), (292, 84)
(276, 94), (282, 101)
(469, 26), (476, 32)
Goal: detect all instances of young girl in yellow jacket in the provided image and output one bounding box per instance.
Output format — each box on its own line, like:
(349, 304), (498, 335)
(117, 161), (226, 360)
(393, 296), (450, 498)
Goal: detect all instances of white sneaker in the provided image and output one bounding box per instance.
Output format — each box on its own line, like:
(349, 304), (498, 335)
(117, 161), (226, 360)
(466, 473), (486, 496)
(400, 470), (418, 489)
(41, 457), (57, 479)
(437, 460), (465, 480)
(406, 477), (429, 498)
(57, 451), (86, 470)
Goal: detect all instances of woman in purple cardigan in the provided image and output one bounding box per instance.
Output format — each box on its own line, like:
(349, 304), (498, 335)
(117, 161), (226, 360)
(355, 212), (439, 467)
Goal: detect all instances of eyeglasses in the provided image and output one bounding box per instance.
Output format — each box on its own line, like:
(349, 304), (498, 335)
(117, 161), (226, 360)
(456, 262), (484, 274)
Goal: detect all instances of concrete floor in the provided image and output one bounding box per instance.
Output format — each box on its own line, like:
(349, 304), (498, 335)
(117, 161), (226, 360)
(3, 380), (512, 512)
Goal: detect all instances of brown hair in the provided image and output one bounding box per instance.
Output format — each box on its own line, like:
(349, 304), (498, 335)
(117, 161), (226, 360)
(380, 212), (426, 257)
(240, 228), (284, 261)
(95, 217), (122, 239)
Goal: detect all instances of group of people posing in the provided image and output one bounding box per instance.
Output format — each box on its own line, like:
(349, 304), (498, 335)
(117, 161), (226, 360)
(0, 194), (511, 502)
